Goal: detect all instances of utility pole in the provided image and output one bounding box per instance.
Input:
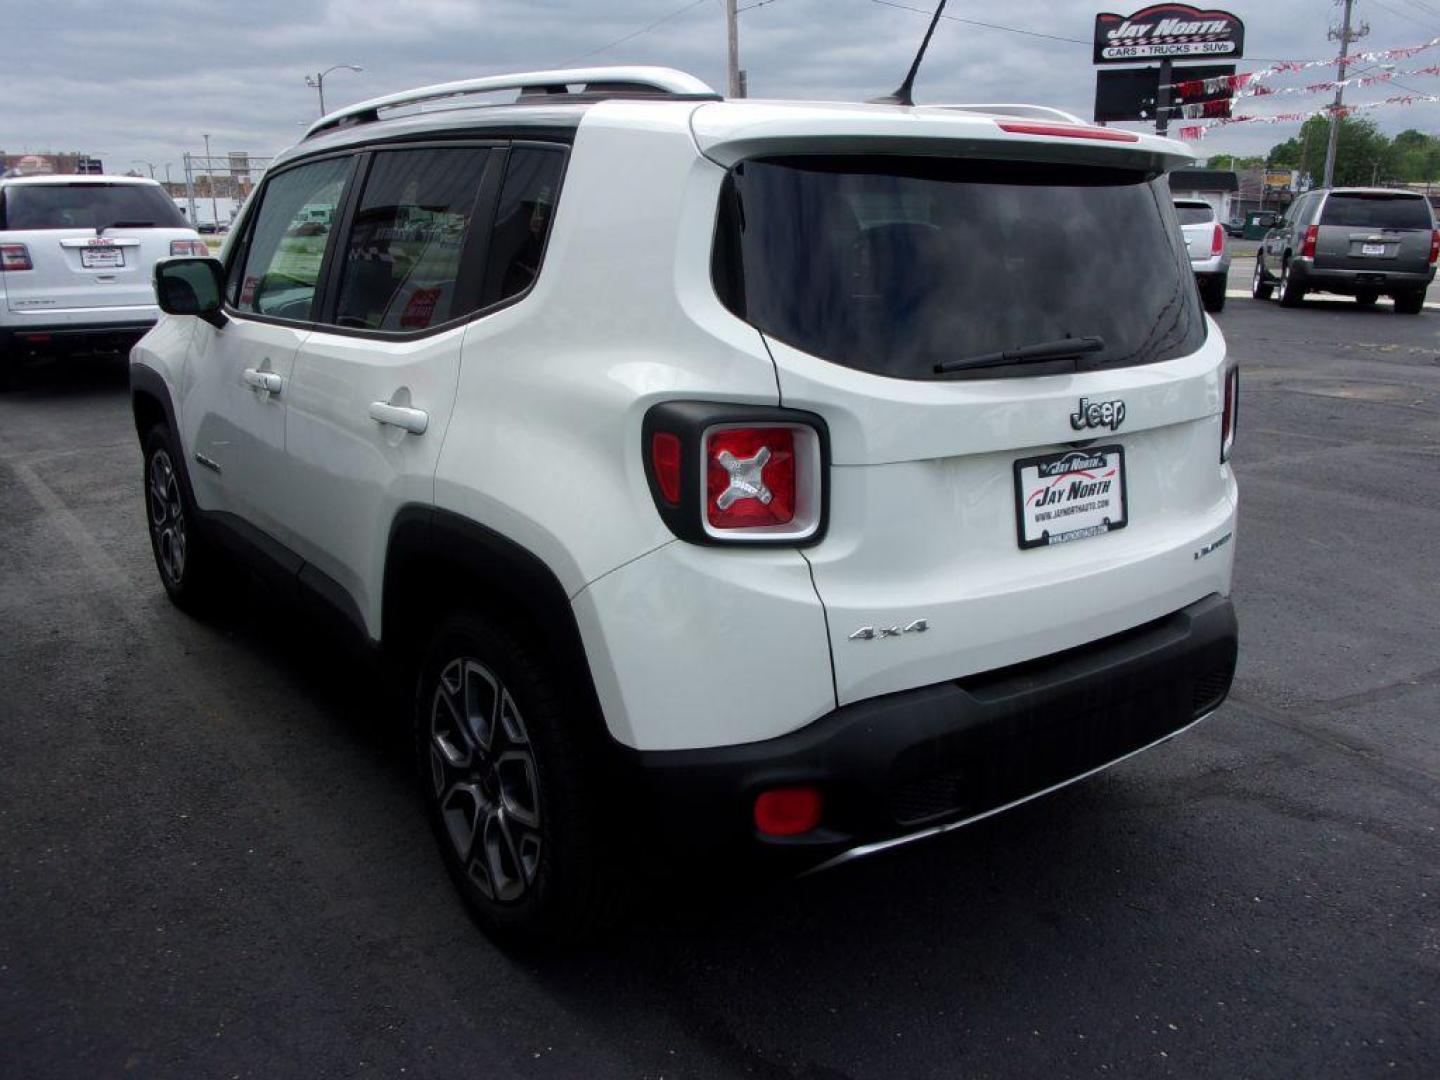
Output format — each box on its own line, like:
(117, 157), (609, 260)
(203, 133), (220, 230)
(1323, 0), (1369, 189)
(725, 0), (742, 98)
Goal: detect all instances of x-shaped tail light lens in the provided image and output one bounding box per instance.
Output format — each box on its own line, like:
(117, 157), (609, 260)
(706, 428), (796, 529)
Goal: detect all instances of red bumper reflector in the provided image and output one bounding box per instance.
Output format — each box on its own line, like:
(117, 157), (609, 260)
(22, 333), (52, 343)
(754, 786), (823, 836)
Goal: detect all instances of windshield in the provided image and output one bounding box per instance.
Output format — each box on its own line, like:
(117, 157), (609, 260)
(2, 183), (188, 231)
(1174, 203), (1215, 225)
(1320, 193), (1433, 230)
(713, 156), (1206, 381)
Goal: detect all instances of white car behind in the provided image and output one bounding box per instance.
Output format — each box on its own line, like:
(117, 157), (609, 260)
(0, 174), (206, 380)
(1174, 197), (1230, 313)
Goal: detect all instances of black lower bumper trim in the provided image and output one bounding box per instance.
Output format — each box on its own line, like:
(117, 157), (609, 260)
(632, 594), (1237, 868)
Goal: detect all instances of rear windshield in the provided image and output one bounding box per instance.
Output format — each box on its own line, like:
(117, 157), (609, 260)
(1174, 203), (1215, 225)
(1, 183), (188, 231)
(713, 156), (1206, 381)
(1320, 193), (1433, 230)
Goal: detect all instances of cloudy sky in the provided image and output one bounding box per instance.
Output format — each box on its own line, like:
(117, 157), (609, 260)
(9, 0), (1440, 174)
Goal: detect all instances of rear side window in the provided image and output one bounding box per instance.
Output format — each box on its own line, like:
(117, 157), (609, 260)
(229, 157), (351, 321)
(333, 147), (490, 332)
(714, 156), (1206, 381)
(1174, 203), (1214, 225)
(481, 147), (565, 306)
(2, 183), (186, 231)
(1321, 193), (1433, 230)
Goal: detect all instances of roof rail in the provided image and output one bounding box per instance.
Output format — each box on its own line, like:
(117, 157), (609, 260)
(935, 104), (1086, 124)
(303, 66), (717, 139)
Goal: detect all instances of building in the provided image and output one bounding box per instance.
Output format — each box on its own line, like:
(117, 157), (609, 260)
(1167, 169), (1240, 222)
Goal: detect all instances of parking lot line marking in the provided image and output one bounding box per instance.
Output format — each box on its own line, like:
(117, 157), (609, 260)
(1223, 290), (1440, 309)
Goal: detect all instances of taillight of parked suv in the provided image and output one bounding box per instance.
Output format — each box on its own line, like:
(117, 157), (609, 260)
(1301, 225), (1318, 259)
(0, 243), (33, 270)
(1221, 367), (1239, 463)
(170, 239), (210, 257)
(643, 402), (828, 545)
(1430, 229), (1439, 265)
(1211, 222), (1224, 256)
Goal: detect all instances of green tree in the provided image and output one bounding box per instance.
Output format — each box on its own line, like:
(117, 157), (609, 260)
(1392, 129), (1440, 184)
(1205, 153), (1265, 170)
(1266, 115), (1397, 186)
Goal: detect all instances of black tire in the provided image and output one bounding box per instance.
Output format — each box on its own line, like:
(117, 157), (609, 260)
(1201, 276), (1227, 313)
(1394, 290), (1426, 315)
(1251, 257), (1274, 301)
(1277, 259), (1305, 308)
(142, 425), (221, 613)
(413, 613), (623, 945)
(1354, 290), (1379, 308)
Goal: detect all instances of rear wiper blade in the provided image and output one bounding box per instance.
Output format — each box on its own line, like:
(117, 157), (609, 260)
(933, 335), (1105, 375)
(96, 220), (154, 236)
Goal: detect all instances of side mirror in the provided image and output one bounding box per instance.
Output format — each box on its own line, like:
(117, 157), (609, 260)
(154, 257), (227, 328)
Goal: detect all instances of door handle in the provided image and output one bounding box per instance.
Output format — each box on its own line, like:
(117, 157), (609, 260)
(368, 401), (429, 435)
(242, 368), (283, 395)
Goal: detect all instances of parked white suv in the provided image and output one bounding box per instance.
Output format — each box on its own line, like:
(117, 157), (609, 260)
(1, 175), (205, 379)
(130, 67), (1240, 941)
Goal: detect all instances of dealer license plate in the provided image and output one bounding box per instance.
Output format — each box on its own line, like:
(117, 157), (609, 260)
(1014, 446), (1128, 549)
(1362, 243), (1386, 256)
(81, 246), (125, 269)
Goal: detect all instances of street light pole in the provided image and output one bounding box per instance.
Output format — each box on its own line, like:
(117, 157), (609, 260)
(305, 64), (363, 117)
(131, 160), (156, 179)
(724, 0), (742, 98)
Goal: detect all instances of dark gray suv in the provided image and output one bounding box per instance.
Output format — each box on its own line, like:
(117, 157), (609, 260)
(1252, 187), (1437, 313)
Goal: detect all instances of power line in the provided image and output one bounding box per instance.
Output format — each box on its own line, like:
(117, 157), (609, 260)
(867, 0), (1089, 46)
(1370, 0), (1440, 33)
(561, 0), (712, 66)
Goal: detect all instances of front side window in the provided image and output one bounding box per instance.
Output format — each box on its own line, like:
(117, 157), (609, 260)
(230, 157), (351, 322)
(1, 182), (187, 231)
(333, 148), (490, 332)
(481, 147), (565, 307)
(714, 156), (1206, 381)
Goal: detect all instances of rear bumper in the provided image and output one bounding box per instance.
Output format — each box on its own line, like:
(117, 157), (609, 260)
(1190, 253), (1230, 276)
(1289, 258), (1434, 293)
(632, 593), (1237, 871)
(1, 319), (156, 354)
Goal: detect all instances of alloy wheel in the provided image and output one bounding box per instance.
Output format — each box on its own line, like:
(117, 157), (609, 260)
(147, 448), (187, 585)
(429, 658), (543, 903)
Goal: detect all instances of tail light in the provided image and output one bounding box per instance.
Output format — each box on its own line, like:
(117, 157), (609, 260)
(1300, 224), (1318, 259)
(754, 786), (823, 837)
(643, 402), (829, 546)
(1, 243), (33, 271)
(170, 239), (209, 256)
(1220, 367), (1239, 463)
(1211, 222), (1225, 256)
(996, 120), (1140, 143)
(1430, 229), (1439, 265)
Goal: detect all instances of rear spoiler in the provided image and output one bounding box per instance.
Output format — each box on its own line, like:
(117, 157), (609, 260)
(689, 103), (1195, 174)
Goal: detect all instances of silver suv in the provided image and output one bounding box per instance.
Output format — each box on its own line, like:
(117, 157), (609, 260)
(1253, 187), (1437, 312)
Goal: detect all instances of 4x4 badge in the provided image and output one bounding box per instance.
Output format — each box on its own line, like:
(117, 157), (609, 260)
(1070, 396), (1126, 432)
(849, 619), (928, 641)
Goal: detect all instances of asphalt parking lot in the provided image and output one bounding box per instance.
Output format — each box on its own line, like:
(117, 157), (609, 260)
(2, 295), (1437, 1079)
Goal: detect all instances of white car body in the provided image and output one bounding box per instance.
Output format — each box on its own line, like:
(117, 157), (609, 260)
(0, 174), (204, 358)
(129, 68), (1239, 923)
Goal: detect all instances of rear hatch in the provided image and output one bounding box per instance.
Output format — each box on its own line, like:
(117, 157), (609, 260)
(1174, 201), (1219, 262)
(709, 141), (1234, 705)
(1, 182), (196, 313)
(1315, 191), (1435, 273)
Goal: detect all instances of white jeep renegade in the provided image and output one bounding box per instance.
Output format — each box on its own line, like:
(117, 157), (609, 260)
(131, 67), (1240, 941)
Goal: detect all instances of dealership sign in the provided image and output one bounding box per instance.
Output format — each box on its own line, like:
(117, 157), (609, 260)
(1094, 4), (1245, 64)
